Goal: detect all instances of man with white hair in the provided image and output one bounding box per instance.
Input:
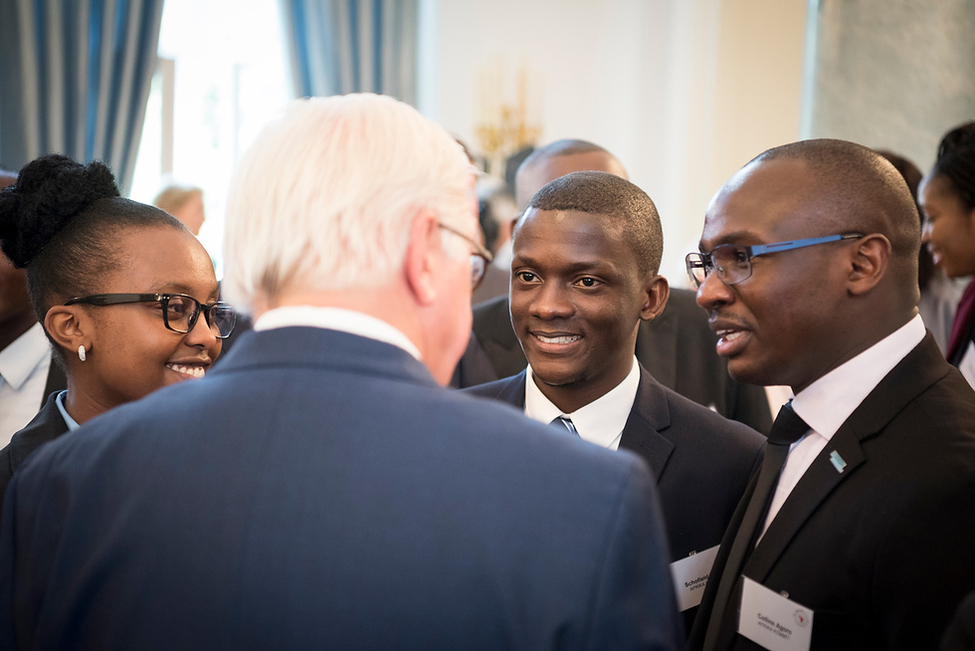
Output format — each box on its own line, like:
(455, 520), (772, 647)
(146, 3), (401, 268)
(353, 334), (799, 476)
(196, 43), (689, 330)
(0, 94), (681, 650)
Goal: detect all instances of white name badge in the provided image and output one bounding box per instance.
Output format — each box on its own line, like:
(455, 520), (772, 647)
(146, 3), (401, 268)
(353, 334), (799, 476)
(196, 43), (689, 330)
(959, 342), (975, 391)
(669, 545), (719, 611)
(738, 576), (813, 651)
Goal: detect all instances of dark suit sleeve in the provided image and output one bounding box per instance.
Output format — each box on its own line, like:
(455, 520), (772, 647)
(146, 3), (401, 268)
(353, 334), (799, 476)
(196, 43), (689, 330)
(585, 459), (683, 650)
(872, 478), (975, 649)
(942, 592), (975, 651)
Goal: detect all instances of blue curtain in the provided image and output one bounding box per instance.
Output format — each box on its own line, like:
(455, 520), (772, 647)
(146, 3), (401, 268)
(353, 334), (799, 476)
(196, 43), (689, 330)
(281, 0), (418, 105)
(0, 0), (164, 192)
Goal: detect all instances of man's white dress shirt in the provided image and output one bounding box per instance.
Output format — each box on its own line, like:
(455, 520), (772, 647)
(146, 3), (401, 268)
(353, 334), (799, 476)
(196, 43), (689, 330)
(0, 323), (53, 445)
(524, 357), (641, 450)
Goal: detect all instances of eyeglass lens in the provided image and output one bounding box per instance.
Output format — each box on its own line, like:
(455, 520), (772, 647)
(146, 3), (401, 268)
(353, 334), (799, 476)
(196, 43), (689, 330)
(164, 296), (237, 338)
(470, 255), (487, 289)
(687, 245), (751, 288)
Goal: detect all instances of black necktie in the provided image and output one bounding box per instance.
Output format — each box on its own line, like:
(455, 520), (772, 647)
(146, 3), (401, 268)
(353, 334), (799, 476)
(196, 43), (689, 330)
(549, 416), (578, 436)
(701, 401), (810, 651)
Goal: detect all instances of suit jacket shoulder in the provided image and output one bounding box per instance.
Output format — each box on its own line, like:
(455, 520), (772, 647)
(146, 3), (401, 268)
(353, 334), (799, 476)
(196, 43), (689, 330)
(1, 328), (682, 650)
(0, 392), (68, 504)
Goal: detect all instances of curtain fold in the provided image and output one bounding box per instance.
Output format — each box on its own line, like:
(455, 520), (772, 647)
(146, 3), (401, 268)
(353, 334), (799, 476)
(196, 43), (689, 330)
(281, 0), (417, 105)
(0, 0), (163, 192)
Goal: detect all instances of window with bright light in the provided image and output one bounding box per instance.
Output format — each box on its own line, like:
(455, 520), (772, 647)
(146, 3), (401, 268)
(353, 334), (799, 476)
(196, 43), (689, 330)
(129, 0), (293, 277)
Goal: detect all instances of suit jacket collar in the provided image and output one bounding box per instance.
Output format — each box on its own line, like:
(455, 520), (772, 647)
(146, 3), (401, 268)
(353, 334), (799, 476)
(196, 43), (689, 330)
(9, 392), (68, 469)
(746, 333), (953, 581)
(210, 327), (440, 388)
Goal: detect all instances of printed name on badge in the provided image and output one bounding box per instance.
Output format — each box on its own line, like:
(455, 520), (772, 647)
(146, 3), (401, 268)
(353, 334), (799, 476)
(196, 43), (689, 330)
(738, 576), (813, 651)
(669, 545), (719, 612)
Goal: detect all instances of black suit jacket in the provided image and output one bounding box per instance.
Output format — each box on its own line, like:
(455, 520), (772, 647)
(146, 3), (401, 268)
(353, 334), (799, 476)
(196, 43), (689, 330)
(0, 327), (683, 650)
(455, 289), (773, 434)
(464, 364), (765, 563)
(690, 334), (975, 651)
(0, 392), (68, 506)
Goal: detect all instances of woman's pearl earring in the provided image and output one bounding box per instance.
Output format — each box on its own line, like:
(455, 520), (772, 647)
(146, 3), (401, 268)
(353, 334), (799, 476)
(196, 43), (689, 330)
(78, 345), (87, 362)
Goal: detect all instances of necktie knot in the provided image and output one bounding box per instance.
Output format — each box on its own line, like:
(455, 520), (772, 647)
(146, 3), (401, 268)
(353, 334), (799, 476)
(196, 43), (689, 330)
(549, 416), (578, 436)
(768, 402), (809, 446)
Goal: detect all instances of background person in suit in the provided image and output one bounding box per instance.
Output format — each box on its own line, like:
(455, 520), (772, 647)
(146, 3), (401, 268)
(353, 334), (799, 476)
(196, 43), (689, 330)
(453, 139), (773, 434)
(688, 139), (975, 650)
(464, 171), (763, 627)
(0, 168), (65, 443)
(0, 94), (682, 650)
(0, 154), (230, 502)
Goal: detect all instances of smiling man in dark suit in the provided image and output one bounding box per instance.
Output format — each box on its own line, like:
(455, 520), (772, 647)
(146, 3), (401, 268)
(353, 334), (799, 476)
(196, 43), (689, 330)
(453, 139), (773, 434)
(465, 170), (764, 626)
(688, 139), (975, 651)
(0, 94), (682, 650)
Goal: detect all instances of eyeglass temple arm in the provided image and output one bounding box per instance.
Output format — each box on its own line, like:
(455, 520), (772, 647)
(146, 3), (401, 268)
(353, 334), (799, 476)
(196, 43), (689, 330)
(750, 233), (862, 257)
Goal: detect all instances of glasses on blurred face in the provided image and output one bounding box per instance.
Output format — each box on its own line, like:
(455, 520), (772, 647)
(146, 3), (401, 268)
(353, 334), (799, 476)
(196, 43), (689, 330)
(64, 293), (238, 339)
(438, 222), (495, 290)
(685, 232), (864, 289)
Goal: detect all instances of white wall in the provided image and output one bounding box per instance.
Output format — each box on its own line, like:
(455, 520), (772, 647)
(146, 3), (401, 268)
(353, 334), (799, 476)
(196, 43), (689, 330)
(419, 0), (807, 284)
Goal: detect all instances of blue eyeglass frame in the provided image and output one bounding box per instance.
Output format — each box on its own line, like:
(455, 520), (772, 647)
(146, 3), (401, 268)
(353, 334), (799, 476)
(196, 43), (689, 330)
(685, 232), (864, 289)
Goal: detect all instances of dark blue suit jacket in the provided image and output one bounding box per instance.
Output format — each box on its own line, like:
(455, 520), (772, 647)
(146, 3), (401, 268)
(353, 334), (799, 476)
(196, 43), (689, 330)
(0, 327), (682, 650)
(464, 366), (765, 563)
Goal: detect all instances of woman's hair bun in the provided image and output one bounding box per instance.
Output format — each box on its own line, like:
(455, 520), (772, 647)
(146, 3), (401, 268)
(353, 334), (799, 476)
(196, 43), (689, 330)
(0, 154), (119, 267)
(937, 122), (975, 161)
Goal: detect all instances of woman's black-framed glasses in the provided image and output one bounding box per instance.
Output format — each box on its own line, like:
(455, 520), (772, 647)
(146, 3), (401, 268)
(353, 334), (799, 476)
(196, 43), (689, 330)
(438, 222), (494, 290)
(685, 232), (865, 289)
(64, 293), (238, 339)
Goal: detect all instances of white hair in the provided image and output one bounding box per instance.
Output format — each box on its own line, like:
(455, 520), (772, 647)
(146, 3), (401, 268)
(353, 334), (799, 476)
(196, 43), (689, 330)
(223, 94), (474, 311)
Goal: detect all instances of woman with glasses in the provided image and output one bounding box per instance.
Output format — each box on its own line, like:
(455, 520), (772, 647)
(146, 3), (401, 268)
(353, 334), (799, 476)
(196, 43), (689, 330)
(0, 154), (235, 499)
(919, 122), (975, 382)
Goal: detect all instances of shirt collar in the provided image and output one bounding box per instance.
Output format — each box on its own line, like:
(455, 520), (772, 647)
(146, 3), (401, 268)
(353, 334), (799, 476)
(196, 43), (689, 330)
(55, 390), (80, 431)
(792, 314), (926, 439)
(253, 306), (421, 360)
(525, 357), (640, 448)
(0, 322), (50, 390)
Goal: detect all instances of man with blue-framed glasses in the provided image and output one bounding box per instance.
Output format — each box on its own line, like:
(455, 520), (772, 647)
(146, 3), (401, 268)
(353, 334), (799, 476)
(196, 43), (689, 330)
(688, 139), (975, 651)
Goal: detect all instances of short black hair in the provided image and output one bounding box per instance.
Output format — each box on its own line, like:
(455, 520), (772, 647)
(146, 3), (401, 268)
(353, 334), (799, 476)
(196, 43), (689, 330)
(524, 170), (663, 276)
(0, 154), (183, 338)
(932, 121), (975, 213)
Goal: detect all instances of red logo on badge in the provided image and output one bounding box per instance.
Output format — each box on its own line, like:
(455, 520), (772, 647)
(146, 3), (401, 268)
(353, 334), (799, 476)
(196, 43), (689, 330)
(794, 610), (809, 627)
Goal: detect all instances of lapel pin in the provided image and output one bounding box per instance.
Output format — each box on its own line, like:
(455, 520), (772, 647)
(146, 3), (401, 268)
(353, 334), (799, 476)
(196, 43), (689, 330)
(829, 450), (847, 474)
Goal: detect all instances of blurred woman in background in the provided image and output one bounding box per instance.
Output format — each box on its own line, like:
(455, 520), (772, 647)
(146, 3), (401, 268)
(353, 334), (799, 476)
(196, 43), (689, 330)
(919, 122), (975, 383)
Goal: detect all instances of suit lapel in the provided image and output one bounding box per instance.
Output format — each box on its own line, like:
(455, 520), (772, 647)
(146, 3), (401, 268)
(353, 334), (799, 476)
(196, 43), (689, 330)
(618, 366), (675, 481)
(744, 334), (951, 580)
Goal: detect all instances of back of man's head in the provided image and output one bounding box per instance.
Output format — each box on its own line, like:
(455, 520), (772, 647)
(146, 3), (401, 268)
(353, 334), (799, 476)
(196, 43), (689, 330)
(515, 139), (627, 210)
(223, 94), (472, 312)
(525, 171), (664, 276)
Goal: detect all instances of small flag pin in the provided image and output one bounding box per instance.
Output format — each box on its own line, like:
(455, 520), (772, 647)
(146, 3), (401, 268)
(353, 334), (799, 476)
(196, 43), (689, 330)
(830, 450), (847, 473)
